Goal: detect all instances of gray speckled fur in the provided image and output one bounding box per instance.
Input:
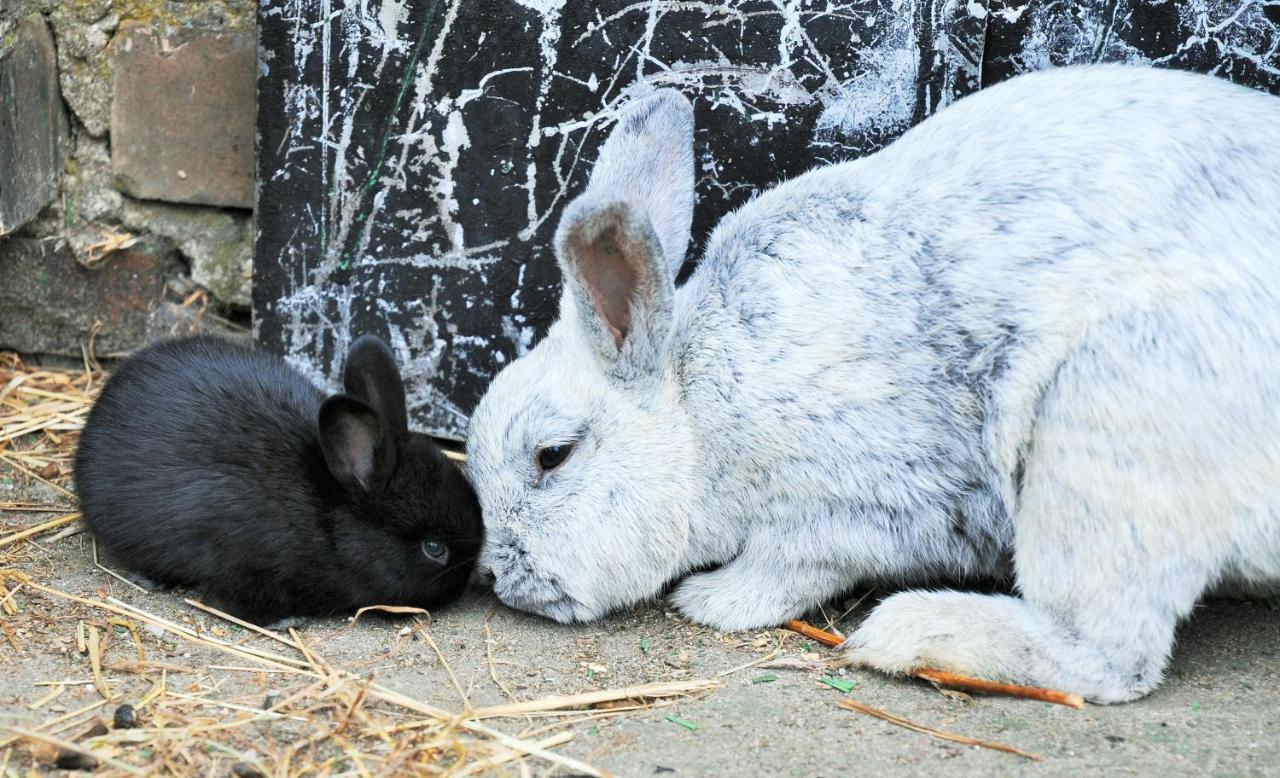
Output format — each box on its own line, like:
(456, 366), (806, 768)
(466, 65), (1280, 702)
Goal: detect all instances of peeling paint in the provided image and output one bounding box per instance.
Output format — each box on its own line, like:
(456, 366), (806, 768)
(255, 0), (1279, 440)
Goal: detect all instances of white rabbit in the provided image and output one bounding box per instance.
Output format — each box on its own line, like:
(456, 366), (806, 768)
(465, 64), (1280, 703)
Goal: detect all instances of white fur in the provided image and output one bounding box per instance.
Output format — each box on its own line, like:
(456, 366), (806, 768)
(465, 65), (1280, 703)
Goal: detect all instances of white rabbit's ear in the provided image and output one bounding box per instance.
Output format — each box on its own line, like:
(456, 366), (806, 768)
(578, 89), (695, 277)
(553, 90), (694, 379)
(556, 199), (674, 380)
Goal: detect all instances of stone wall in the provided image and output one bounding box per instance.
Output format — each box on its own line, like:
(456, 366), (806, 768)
(0, 0), (255, 358)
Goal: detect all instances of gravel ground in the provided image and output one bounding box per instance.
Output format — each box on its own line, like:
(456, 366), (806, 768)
(3, 477), (1278, 777)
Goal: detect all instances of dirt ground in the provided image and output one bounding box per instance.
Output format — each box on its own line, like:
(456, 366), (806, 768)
(2, 473), (1279, 777)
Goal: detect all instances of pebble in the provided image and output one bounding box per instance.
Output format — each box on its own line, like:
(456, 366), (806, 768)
(113, 703), (137, 729)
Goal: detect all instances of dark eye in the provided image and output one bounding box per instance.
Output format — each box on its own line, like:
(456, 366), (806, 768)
(536, 443), (573, 472)
(421, 541), (449, 565)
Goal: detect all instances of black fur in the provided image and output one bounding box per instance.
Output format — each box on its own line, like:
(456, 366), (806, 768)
(74, 335), (482, 624)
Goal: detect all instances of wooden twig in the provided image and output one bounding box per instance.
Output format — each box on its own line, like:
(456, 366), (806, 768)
(468, 680), (720, 719)
(837, 698), (1043, 760)
(363, 684), (607, 777)
(914, 668), (1084, 709)
(0, 512), (81, 548)
(183, 599), (297, 650)
(457, 732), (574, 776)
(3, 727), (146, 775)
(84, 625), (113, 701)
(784, 620), (1085, 708)
(0, 456), (74, 498)
(783, 619), (844, 647)
(92, 540), (149, 594)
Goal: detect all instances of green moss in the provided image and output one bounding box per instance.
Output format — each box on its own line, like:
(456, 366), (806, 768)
(195, 228), (251, 302)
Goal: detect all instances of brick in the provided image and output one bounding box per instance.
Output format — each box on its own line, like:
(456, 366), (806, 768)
(0, 237), (180, 356)
(109, 24), (255, 209)
(0, 14), (67, 235)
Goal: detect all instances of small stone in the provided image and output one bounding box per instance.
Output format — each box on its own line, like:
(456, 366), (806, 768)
(112, 704), (138, 729)
(53, 748), (98, 771)
(110, 24), (255, 208)
(0, 15), (68, 235)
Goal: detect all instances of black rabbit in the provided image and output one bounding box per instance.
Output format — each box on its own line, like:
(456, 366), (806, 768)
(74, 334), (482, 625)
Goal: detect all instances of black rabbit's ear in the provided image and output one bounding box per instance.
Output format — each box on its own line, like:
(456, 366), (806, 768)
(319, 395), (398, 494)
(342, 336), (408, 438)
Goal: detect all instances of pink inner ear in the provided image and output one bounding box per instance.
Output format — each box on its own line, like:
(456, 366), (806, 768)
(567, 210), (651, 349)
(336, 415), (378, 489)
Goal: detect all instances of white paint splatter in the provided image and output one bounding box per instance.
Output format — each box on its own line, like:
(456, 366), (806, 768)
(815, 13), (919, 141)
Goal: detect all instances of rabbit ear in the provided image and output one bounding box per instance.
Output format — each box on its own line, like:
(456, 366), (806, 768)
(576, 89), (696, 276)
(554, 90), (693, 378)
(556, 199), (675, 379)
(319, 395), (399, 494)
(341, 335), (409, 438)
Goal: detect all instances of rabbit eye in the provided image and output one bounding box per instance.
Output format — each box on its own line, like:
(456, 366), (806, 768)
(421, 541), (449, 565)
(536, 443), (573, 472)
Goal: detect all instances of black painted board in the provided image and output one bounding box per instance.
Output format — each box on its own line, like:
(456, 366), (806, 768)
(254, 0), (1279, 441)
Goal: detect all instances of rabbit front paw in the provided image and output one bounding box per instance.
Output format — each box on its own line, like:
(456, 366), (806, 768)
(669, 568), (801, 632)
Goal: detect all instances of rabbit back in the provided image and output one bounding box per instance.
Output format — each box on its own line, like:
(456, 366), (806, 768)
(76, 337), (334, 594)
(675, 65), (1280, 575)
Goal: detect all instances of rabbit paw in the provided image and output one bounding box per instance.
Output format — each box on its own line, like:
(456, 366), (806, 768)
(669, 569), (797, 632)
(840, 590), (969, 676)
(840, 590), (1098, 694)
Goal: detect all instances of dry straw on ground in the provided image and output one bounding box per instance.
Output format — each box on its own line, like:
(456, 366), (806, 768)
(0, 353), (718, 775)
(1, 351), (1062, 774)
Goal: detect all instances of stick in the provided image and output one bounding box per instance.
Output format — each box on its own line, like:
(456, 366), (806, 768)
(0, 502), (77, 512)
(92, 540), (148, 594)
(469, 680), (719, 719)
(0, 456), (74, 498)
(7, 582), (308, 671)
(837, 698), (1042, 760)
(2, 727), (147, 775)
(785, 620), (1084, 708)
(363, 684), (608, 777)
(913, 668), (1085, 709)
(0, 512), (80, 548)
(103, 596), (310, 669)
(85, 625), (113, 701)
(783, 619), (843, 647)
(183, 599), (298, 650)
(415, 619), (470, 711)
(456, 732), (574, 775)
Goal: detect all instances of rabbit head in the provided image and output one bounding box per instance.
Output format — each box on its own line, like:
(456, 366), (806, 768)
(322, 335), (484, 611)
(467, 90), (704, 622)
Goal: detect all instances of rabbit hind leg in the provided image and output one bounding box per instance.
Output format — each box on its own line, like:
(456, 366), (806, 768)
(846, 312), (1253, 702)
